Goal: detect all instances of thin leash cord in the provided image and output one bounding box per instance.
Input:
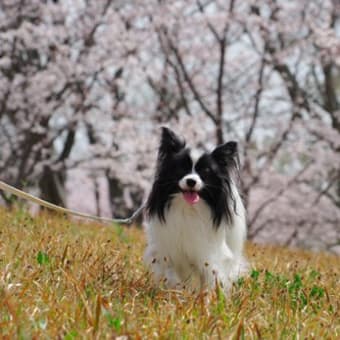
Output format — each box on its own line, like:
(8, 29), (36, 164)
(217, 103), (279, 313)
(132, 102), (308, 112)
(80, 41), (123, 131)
(0, 180), (144, 225)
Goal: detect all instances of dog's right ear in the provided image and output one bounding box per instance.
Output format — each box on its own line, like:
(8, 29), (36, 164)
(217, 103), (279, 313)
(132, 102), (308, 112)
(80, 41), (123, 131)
(159, 127), (186, 155)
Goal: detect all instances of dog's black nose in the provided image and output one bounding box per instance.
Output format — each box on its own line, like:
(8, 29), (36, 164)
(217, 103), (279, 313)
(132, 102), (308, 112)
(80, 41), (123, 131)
(186, 178), (196, 188)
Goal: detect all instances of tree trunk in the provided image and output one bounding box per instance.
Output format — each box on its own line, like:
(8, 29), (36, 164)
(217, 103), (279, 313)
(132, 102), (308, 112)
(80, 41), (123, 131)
(39, 166), (66, 207)
(106, 172), (143, 225)
(215, 120), (224, 145)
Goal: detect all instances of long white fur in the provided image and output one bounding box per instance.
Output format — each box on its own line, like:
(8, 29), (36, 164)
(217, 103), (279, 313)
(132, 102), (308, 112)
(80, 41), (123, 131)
(144, 183), (248, 292)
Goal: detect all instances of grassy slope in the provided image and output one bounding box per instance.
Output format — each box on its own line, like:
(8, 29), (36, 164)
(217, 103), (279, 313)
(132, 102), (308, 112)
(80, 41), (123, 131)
(0, 208), (339, 339)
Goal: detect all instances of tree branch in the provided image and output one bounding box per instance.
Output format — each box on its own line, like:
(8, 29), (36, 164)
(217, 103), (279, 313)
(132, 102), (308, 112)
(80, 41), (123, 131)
(159, 28), (217, 124)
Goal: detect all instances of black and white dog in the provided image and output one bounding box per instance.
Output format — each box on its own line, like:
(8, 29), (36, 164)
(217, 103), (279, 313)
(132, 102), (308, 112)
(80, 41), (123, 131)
(144, 127), (248, 292)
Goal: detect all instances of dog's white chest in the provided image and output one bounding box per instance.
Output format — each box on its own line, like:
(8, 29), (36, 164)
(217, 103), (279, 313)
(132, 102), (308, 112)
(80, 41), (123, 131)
(144, 191), (248, 291)
(159, 197), (223, 260)
(145, 195), (232, 282)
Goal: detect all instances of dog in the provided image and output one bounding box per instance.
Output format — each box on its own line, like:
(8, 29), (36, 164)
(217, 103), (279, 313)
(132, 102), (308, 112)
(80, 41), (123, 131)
(144, 127), (248, 292)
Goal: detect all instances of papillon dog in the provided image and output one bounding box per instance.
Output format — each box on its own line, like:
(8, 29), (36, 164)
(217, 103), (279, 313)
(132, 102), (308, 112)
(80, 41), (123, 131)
(144, 127), (248, 292)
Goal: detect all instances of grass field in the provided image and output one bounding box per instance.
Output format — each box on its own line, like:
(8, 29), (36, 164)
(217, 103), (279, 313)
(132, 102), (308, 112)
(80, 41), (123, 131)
(0, 208), (339, 339)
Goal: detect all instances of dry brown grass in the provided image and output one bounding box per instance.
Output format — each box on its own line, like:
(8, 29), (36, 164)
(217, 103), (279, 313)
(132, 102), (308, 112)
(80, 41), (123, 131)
(0, 207), (339, 339)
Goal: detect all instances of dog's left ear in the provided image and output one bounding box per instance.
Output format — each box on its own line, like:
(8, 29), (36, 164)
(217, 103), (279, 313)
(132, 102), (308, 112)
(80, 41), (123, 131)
(211, 141), (238, 166)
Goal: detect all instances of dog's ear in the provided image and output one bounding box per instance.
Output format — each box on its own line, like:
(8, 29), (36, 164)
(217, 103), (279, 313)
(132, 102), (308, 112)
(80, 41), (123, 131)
(211, 141), (238, 167)
(159, 127), (186, 155)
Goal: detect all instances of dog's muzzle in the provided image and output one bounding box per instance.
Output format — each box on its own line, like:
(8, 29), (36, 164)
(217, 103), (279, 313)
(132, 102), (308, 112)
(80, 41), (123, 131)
(179, 174), (203, 192)
(179, 174), (203, 205)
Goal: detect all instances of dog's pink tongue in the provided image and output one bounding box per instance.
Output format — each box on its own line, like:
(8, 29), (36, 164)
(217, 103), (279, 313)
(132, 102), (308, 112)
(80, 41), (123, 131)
(183, 191), (200, 205)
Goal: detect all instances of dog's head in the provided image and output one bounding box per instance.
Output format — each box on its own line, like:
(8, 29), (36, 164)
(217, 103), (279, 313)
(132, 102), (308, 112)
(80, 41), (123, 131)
(146, 127), (240, 227)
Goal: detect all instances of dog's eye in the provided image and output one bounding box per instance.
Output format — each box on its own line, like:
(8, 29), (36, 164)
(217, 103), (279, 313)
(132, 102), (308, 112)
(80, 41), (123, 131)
(200, 167), (212, 176)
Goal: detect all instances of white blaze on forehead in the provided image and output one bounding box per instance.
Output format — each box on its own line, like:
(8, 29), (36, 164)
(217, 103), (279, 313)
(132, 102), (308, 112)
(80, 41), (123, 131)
(190, 149), (201, 167)
(178, 148), (204, 192)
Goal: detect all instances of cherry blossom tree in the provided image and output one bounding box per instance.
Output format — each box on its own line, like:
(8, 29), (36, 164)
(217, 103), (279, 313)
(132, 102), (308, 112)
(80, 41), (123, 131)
(0, 0), (154, 217)
(0, 0), (339, 252)
(138, 0), (340, 251)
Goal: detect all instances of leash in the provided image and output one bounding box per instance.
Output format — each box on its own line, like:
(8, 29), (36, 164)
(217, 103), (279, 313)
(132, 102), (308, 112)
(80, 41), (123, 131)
(0, 180), (144, 225)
